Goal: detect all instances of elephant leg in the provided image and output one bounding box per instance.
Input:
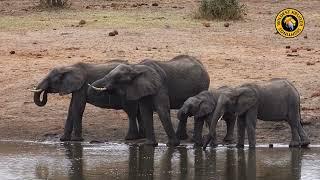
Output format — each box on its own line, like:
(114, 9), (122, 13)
(153, 93), (179, 146)
(70, 90), (86, 141)
(245, 109), (257, 148)
(223, 113), (236, 143)
(123, 100), (140, 140)
(60, 114), (73, 141)
(290, 108), (310, 147)
(139, 96), (157, 146)
(176, 115), (189, 140)
(192, 118), (204, 146)
(236, 115), (246, 148)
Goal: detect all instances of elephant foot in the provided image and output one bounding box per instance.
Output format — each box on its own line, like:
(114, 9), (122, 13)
(143, 139), (158, 147)
(71, 136), (84, 141)
(166, 138), (180, 147)
(60, 134), (71, 141)
(176, 131), (189, 140)
(192, 136), (203, 147)
(125, 132), (141, 140)
(289, 141), (300, 148)
(138, 132), (146, 139)
(249, 144), (256, 149)
(301, 140), (310, 148)
(223, 136), (234, 144)
(236, 144), (245, 148)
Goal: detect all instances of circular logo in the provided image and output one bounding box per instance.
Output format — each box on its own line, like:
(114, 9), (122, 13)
(275, 8), (304, 38)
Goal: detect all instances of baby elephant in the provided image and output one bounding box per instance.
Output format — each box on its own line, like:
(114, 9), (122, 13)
(176, 87), (236, 146)
(203, 79), (310, 149)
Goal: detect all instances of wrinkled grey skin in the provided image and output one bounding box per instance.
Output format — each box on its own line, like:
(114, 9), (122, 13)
(33, 61), (144, 141)
(203, 79), (310, 150)
(89, 55), (210, 146)
(177, 88), (236, 146)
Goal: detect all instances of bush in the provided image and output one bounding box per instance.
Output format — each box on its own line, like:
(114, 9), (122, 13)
(39, 0), (70, 8)
(197, 0), (246, 20)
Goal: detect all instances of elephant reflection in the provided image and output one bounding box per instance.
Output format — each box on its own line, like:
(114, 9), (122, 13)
(128, 145), (155, 180)
(63, 142), (84, 180)
(126, 146), (303, 180)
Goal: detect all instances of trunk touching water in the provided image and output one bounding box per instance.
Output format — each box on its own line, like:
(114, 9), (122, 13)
(34, 90), (48, 107)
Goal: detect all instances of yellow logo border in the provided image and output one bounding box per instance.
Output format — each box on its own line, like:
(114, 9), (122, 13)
(275, 8), (305, 38)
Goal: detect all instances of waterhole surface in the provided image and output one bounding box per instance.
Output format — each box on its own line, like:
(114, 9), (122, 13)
(0, 141), (319, 180)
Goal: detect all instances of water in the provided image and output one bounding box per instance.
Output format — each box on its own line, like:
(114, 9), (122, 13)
(0, 141), (320, 180)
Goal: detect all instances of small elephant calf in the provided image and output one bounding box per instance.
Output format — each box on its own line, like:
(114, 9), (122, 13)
(203, 79), (310, 149)
(176, 87), (236, 146)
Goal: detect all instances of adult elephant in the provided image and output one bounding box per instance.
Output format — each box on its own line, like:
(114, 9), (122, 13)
(88, 55), (210, 146)
(31, 61), (144, 141)
(203, 79), (310, 149)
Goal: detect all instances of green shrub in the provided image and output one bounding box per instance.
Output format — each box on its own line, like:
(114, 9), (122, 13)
(197, 0), (246, 20)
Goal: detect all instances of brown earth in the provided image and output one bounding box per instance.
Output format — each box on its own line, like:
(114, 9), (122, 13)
(0, 0), (319, 145)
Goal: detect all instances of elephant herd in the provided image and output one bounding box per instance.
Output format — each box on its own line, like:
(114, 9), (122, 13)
(31, 55), (310, 149)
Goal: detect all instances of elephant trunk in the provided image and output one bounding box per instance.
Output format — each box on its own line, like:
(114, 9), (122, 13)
(203, 96), (226, 149)
(32, 79), (48, 107)
(34, 90), (48, 107)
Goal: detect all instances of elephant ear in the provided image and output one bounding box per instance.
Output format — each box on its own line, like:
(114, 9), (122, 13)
(234, 87), (258, 115)
(126, 65), (162, 101)
(195, 100), (215, 118)
(60, 67), (86, 93)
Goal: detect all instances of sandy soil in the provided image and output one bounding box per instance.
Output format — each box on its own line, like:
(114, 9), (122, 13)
(0, 0), (319, 145)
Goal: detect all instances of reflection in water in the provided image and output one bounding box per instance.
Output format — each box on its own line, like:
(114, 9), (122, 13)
(0, 141), (318, 179)
(128, 145), (155, 180)
(63, 143), (84, 180)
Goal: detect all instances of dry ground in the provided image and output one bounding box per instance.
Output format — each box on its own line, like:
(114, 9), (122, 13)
(0, 0), (319, 145)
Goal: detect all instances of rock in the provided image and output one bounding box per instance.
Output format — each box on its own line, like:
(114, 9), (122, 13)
(172, 6), (177, 8)
(110, 3), (117, 7)
(113, 30), (118, 35)
(79, 20), (86, 25)
(224, 22), (230, 27)
(285, 45), (290, 49)
(269, 144), (273, 148)
(94, 19), (98, 22)
(147, 47), (152, 51)
(33, 42), (38, 44)
(304, 35), (308, 39)
(109, 31), (116, 36)
(135, 47), (139, 50)
(306, 48), (312, 51)
(101, 5), (106, 8)
(291, 48), (298, 52)
(10, 50), (15, 54)
(89, 140), (104, 144)
(287, 54), (299, 57)
(152, 2), (159, 6)
(132, 4), (137, 7)
(203, 22), (210, 27)
(53, 28), (57, 30)
(306, 61), (315, 66)
(85, 6), (90, 9)
(152, 47), (157, 49)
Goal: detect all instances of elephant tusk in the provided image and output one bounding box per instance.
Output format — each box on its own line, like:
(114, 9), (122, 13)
(88, 84), (107, 91)
(30, 88), (43, 92)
